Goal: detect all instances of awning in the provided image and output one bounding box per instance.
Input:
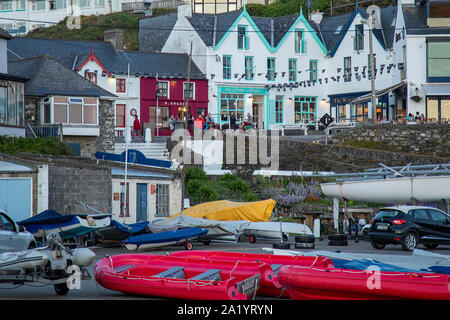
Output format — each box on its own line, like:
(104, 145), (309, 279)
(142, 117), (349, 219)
(350, 82), (406, 104)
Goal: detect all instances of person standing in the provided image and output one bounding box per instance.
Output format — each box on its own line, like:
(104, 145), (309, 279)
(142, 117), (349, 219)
(133, 114), (141, 137)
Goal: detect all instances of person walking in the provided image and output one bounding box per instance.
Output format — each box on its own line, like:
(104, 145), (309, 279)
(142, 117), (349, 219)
(133, 114), (141, 138)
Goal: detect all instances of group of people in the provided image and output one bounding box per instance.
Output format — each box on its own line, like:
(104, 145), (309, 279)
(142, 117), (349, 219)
(169, 112), (216, 134)
(405, 111), (427, 124)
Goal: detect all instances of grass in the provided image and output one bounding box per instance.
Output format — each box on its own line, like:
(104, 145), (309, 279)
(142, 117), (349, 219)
(0, 136), (73, 155)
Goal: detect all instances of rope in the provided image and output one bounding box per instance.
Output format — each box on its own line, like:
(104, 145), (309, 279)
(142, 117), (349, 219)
(229, 260), (240, 279)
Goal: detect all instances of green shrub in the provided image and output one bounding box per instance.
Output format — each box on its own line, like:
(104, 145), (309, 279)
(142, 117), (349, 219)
(185, 167), (207, 183)
(195, 184), (219, 203)
(0, 136), (72, 155)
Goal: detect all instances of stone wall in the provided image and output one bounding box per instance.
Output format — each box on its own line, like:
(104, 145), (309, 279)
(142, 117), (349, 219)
(333, 124), (450, 158)
(48, 163), (111, 214)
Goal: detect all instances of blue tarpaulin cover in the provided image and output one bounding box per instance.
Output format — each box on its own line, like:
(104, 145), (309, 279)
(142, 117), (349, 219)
(123, 227), (208, 245)
(18, 210), (73, 225)
(332, 258), (428, 273)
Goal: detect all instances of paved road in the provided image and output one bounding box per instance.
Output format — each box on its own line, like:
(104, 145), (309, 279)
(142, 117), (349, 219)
(0, 236), (449, 300)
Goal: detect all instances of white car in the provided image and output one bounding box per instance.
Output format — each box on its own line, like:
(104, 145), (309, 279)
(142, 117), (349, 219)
(0, 211), (37, 253)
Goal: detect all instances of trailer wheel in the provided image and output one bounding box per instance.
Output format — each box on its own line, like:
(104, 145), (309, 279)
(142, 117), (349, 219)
(249, 234), (257, 244)
(54, 283), (69, 296)
(184, 240), (193, 250)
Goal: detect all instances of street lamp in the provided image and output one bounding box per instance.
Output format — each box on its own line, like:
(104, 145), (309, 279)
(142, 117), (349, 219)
(361, 14), (377, 123)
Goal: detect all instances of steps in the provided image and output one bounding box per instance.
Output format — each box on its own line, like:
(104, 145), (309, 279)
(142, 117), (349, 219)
(114, 142), (170, 160)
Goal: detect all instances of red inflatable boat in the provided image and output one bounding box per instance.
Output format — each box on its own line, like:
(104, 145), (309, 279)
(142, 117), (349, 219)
(95, 254), (272, 300)
(278, 265), (450, 300)
(170, 250), (334, 269)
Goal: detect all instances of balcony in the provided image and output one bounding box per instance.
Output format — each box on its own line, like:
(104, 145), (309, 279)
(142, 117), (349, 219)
(122, 0), (181, 13)
(26, 123), (63, 141)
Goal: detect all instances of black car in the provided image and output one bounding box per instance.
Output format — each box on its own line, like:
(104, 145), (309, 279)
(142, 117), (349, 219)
(368, 206), (450, 251)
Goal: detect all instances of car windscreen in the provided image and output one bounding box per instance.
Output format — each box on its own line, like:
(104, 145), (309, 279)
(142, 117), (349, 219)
(374, 209), (404, 220)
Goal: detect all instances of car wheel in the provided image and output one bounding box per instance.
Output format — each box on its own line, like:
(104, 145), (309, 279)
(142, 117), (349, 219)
(402, 232), (418, 251)
(423, 243), (439, 249)
(370, 241), (386, 250)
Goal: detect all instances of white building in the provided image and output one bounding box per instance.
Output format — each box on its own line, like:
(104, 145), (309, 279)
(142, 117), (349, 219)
(393, 0), (450, 122)
(157, 3), (402, 129)
(0, 0), (139, 35)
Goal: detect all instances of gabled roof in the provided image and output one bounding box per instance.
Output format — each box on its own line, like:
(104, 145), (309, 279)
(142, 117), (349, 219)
(8, 55), (116, 98)
(139, 12), (179, 52)
(321, 6), (393, 56)
(7, 37), (205, 79)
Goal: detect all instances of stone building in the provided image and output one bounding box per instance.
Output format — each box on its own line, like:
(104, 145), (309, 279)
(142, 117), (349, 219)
(0, 152), (181, 223)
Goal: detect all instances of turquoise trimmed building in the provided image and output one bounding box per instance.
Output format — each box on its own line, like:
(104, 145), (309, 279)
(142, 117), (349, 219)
(158, 3), (403, 128)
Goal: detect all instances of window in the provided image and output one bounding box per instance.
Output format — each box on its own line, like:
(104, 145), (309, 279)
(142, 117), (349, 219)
(350, 103), (368, 122)
(309, 60), (318, 82)
(354, 24), (364, 51)
(219, 93), (244, 122)
(149, 106), (169, 129)
(116, 79), (126, 93)
(237, 25), (249, 50)
(16, 0), (25, 10)
(267, 58), (275, 81)
(32, 0), (45, 11)
(52, 96), (98, 125)
(344, 57), (351, 82)
(79, 0), (91, 7)
(275, 96), (283, 124)
(412, 209), (430, 220)
(0, 81), (24, 126)
(157, 81), (169, 98)
(368, 54), (376, 80)
(155, 184), (170, 217)
(50, 0), (66, 10)
(401, 45), (406, 80)
(0, 1), (13, 11)
(86, 71), (97, 84)
(427, 40), (450, 82)
(223, 55), (232, 80)
(183, 82), (194, 99)
(119, 182), (129, 217)
(115, 104), (125, 127)
(294, 96), (317, 123)
(294, 29), (306, 53)
(427, 209), (449, 223)
(95, 0), (105, 7)
(245, 56), (253, 80)
(426, 96), (450, 121)
(288, 59), (297, 82)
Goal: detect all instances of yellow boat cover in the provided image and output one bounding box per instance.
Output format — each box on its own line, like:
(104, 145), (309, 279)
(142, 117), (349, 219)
(170, 199), (275, 222)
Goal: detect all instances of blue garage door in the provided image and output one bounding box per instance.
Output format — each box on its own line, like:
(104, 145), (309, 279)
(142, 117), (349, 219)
(0, 179), (32, 221)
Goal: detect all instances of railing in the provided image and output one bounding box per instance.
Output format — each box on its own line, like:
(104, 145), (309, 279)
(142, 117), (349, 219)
(26, 123), (63, 141)
(122, 0), (181, 12)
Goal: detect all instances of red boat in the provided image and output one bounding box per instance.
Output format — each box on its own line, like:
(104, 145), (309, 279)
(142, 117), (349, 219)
(169, 250), (334, 298)
(170, 250), (334, 269)
(95, 254), (268, 300)
(277, 265), (450, 300)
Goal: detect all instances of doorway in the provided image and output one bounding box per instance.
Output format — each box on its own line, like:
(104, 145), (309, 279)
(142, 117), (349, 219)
(252, 95), (264, 129)
(136, 183), (148, 222)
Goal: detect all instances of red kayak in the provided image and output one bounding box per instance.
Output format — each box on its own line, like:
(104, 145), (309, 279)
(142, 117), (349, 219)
(278, 265), (450, 300)
(95, 254), (267, 300)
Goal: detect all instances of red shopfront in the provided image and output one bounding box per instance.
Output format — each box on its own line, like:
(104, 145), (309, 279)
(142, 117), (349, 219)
(140, 77), (208, 136)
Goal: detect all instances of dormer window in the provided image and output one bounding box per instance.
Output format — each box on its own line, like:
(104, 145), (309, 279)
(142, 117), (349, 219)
(237, 25), (249, 50)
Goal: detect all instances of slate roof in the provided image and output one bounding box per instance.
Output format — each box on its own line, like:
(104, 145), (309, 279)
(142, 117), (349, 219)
(139, 12), (178, 52)
(402, 3), (450, 35)
(7, 37), (205, 79)
(8, 55), (116, 97)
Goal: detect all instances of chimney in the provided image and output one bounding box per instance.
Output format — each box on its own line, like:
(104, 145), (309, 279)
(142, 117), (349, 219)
(178, 3), (192, 18)
(104, 29), (124, 50)
(310, 9), (323, 24)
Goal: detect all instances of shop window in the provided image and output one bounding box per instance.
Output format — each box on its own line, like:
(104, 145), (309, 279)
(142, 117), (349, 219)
(294, 96), (317, 123)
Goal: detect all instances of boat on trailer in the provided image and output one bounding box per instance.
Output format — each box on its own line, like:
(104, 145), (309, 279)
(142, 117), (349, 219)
(121, 227), (208, 251)
(94, 254), (261, 300)
(18, 209), (111, 240)
(277, 264), (450, 300)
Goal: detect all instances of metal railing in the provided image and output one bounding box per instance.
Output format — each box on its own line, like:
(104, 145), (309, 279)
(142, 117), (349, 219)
(121, 0), (181, 12)
(26, 123), (63, 141)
